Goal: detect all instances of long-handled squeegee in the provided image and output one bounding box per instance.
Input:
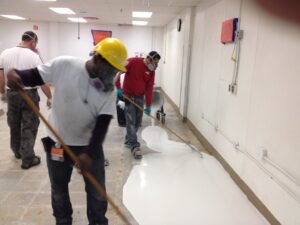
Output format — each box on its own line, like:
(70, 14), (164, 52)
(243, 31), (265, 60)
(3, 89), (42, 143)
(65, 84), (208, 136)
(122, 94), (203, 158)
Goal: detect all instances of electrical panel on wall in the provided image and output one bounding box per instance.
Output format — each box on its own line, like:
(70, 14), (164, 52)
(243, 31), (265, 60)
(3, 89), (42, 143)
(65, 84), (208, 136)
(220, 18), (238, 44)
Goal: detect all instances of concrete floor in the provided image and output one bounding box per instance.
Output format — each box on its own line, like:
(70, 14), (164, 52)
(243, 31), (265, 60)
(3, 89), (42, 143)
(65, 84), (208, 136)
(0, 90), (204, 225)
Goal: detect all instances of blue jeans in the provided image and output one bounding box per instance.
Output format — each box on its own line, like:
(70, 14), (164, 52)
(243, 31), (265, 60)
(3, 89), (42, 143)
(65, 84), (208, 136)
(46, 141), (108, 225)
(124, 96), (144, 149)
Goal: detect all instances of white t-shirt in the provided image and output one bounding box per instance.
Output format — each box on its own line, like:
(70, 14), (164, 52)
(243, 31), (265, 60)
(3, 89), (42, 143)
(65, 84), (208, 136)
(38, 56), (115, 146)
(0, 46), (42, 89)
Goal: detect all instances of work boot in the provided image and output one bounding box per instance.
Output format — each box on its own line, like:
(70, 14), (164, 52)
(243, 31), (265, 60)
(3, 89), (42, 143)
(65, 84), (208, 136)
(21, 156), (41, 169)
(131, 147), (142, 159)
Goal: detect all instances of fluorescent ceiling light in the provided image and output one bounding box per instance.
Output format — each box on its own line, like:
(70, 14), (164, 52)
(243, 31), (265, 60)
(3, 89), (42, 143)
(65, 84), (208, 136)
(49, 7), (75, 14)
(1, 15), (26, 20)
(132, 11), (152, 18)
(68, 17), (87, 23)
(132, 20), (148, 26)
(35, 0), (56, 1)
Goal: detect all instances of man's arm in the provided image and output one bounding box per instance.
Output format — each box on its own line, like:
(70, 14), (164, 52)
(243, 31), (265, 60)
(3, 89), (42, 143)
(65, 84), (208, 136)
(85, 114), (112, 158)
(145, 73), (155, 107)
(256, 0), (300, 24)
(77, 114), (112, 172)
(41, 84), (52, 100)
(7, 68), (45, 90)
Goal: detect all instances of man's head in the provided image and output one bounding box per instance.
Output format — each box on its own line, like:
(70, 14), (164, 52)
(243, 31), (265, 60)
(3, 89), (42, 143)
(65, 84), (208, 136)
(144, 51), (161, 71)
(22, 31), (38, 51)
(87, 38), (128, 92)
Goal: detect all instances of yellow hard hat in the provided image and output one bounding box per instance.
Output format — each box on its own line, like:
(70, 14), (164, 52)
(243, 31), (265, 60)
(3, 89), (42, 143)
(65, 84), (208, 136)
(93, 38), (127, 72)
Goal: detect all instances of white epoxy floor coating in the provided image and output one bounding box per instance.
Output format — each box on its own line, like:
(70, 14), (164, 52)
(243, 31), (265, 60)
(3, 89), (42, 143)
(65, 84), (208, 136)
(123, 126), (270, 225)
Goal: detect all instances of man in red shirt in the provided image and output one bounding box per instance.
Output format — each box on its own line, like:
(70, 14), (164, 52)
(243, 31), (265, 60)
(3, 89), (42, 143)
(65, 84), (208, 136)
(115, 51), (161, 159)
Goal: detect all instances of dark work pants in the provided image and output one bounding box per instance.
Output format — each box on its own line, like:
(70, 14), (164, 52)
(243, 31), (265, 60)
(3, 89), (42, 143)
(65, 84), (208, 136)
(6, 89), (40, 162)
(45, 139), (108, 225)
(116, 96), (126, 127)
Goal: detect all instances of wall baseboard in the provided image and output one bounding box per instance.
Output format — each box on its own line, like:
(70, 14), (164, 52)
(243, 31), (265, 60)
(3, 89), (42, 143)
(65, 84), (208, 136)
(187, 119), (281, 225)
(159, 88), (281, 225)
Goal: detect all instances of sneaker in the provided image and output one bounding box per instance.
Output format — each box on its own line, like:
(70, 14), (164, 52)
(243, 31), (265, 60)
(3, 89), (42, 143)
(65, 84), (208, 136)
(21, 156), (41, 169)
(131, 147), (142, 159)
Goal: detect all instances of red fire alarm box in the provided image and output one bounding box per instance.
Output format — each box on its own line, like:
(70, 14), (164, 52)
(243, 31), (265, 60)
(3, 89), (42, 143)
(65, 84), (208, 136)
(221, 18), (238, 44)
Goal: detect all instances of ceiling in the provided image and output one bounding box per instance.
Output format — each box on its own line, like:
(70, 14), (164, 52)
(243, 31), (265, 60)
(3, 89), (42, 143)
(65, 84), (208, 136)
(0, 0), (202, 26)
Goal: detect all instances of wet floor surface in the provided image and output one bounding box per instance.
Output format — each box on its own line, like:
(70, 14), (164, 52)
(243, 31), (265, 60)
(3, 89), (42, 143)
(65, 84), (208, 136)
(0, 89), (203, 225)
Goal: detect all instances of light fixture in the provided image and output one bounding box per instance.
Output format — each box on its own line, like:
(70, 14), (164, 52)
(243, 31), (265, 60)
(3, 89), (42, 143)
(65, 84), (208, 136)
(35, 0), (56, 1)
(49, 7), (75, 14)
(132, 11), (152, 18)
(0, 15), (26, 20)
(83, 16), (99, 20)
(132, 20), (148, 26)
(68, 17), (87, 23)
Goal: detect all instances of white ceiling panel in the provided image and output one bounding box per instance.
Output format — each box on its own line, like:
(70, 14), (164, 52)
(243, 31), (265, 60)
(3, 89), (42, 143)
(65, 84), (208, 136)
(0, 0), (203, 26)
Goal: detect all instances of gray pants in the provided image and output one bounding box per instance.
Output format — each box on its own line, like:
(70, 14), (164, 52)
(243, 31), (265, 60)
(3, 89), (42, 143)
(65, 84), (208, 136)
(7, 89), (40, 162)
(124, 96), (144, 149)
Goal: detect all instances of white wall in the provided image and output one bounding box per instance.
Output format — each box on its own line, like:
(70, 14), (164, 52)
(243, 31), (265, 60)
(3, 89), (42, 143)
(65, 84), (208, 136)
(161, 10), (186, 108)
(0, 20), (50, 62)
(161, 0), (300, 224)
(0, 20), (164, 85)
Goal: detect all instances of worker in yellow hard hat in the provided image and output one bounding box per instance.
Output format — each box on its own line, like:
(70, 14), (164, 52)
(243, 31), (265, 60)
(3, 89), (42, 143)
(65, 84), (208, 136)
(6, 37), (127, 225)
(87, 38), (127, 92)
